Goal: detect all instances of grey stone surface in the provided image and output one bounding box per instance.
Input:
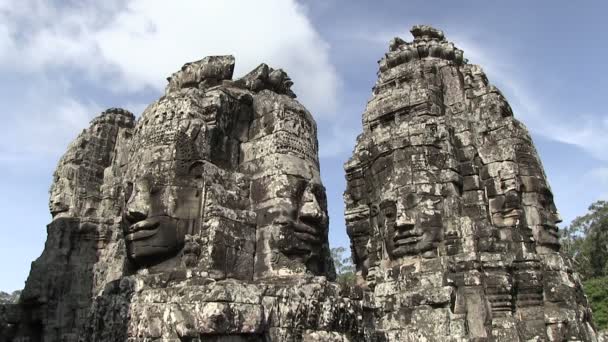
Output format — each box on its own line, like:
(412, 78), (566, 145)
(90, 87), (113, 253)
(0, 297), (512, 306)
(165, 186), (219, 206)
(122, 56), (333, 279)
(8, 25), (600, 342)
(344, 25), (598, 341)
(11, 57), (343, 342)
(0, 291), (21, 342)
(85, 274), (362, 341)
(12, 108), (135, 342)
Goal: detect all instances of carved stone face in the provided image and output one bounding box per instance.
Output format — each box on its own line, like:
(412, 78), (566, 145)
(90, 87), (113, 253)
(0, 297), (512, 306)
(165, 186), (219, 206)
(252, 173), (329, 276)
(49, 172), (73, 218)
(123, 174), (195, 265)
(378, 190), (442, 258)
(490, 189), (523, 228)
(268, 69), (295, 97)
(537, 214), (561, 250)
(123, 140), (202, 267)
(345, 204), (374, 277)
(272, 177), (328, 267)
(533, 187), (562, 251)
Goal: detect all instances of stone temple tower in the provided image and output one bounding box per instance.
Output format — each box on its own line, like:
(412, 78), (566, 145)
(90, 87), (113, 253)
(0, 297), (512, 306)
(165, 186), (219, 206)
(344, 25), (598, 341)
(2, 25), (600, 342)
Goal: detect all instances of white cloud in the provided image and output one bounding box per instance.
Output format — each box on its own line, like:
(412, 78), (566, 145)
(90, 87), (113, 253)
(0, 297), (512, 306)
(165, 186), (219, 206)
(0, 75), (101, 160)
(93, 0), (339, 115)
(0, 0), (339, 159)
(0, 0), (338, 113)
(540, 115), (608, 162)
(318, 121), (360, 159)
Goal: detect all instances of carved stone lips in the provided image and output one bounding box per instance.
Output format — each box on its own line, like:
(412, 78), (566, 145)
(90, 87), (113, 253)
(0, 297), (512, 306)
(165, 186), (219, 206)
(125, 219), (159, 242)
(541, 224), (559, 241)
(51, 209), (70, 220)
(293, 222), (321, 243)
(50, 202), (70, 217)
(542, 223), (558, 232)
(393, 230), (421, 246)
(502, 209), (521, 218)
(394, 236), (421, 246)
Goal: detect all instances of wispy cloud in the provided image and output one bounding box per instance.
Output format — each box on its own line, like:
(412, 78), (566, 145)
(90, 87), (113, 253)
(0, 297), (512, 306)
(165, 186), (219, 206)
(0, 74), (101, 160)
(0, 0), (340, 159)
(318, 121), (360, 159)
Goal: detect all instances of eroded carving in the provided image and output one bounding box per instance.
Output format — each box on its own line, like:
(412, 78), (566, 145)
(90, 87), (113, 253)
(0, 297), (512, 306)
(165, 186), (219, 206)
(13, 28), (601, 341)
(344, 25), (598, 341)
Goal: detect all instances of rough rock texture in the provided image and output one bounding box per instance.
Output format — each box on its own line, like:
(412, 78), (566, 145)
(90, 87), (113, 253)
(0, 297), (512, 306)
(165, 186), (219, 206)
(85, 275), (362, 341)
(344, 25), (598, 341)
(121, 55), (333, 279)
(14, 108), (136, 341)
(0, 304), (19, 342)
(12, 57), (344, 342)
(88, 56), (342, 341)
(10, 25), (600, 342)
(0, 292), (21, 342)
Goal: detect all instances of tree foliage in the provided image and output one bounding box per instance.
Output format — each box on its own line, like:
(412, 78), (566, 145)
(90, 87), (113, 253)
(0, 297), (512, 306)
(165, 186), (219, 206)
(584, 277), (608, 330)
(561, 200), (608, 330)
(331, 247), (356, 286)
(0, 290), (20, 304)
(561, 200), (608, 279)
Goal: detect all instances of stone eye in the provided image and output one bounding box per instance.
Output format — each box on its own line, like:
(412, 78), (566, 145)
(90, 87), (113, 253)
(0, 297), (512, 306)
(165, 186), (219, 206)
(150, 184), (161, 195)
(384, 210), (395, 219)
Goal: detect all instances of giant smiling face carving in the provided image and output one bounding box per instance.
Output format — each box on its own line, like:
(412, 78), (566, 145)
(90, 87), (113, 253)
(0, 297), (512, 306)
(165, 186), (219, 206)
(378, 189), (442, 259)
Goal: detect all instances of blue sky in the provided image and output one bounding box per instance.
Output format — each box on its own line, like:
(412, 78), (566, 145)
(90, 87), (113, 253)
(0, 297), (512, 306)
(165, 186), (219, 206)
(1, 1), (607, 292)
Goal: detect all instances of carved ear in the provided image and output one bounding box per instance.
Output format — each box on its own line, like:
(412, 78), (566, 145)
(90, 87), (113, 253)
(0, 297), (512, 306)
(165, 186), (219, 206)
(188, 160), (204, 179)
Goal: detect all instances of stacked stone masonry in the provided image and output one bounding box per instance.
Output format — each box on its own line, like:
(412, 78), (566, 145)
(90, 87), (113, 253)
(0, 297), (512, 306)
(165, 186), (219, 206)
(345, 25), (598, 341)
(0, 25), (599, 342)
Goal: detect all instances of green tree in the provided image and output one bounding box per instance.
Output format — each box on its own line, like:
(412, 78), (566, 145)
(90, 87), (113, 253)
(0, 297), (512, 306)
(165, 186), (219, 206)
(583, 276), (608, 330)
(331, 247), (356, 286)
(561, 200), (608, 330)
(561, 200), (608, 279)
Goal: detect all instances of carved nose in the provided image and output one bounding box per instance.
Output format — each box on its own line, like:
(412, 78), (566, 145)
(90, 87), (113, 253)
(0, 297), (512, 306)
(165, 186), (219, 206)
(126, 190), (149, 222)
(50, 193), (67, 210)
(299, 194), (324, 223)
(395, 211), (415, 229)
(555, 212), (563, 224)
(51, 197), (64, 207)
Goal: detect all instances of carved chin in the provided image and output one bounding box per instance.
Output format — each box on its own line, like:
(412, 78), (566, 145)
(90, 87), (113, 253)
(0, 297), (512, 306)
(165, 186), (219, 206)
(285, 89), (296, 98)
(390, 236), (436, 258)
(493, 209), (522, 227)
(51, 210), (71, 220)
(124, 219), (182, 265)
(50, 203), (70, 218)
(278, 222), (323, 256)
(126, 238), (179, 265)
(537, 226), (560, 248)
(392, 244), (421, 257)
